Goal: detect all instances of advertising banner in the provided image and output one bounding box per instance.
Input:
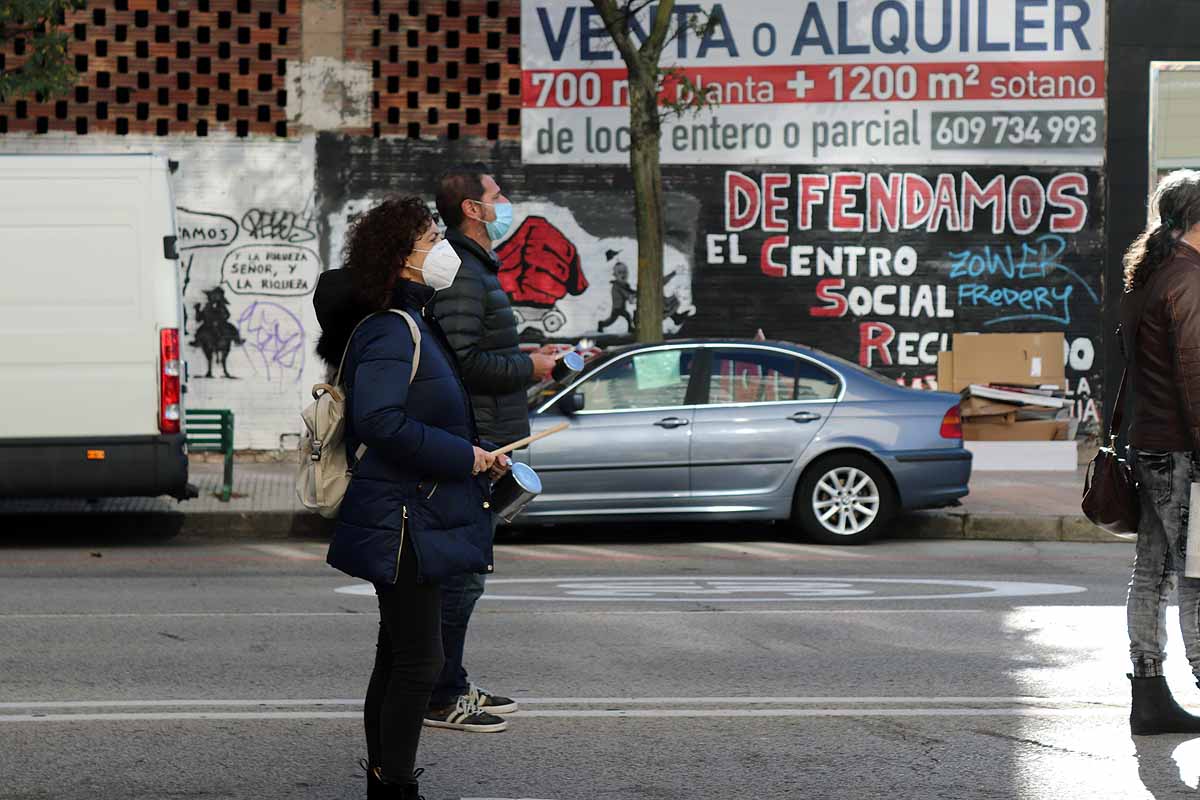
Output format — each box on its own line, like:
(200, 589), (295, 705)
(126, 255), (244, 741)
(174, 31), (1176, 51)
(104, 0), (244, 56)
(521, 0), (1106, 165)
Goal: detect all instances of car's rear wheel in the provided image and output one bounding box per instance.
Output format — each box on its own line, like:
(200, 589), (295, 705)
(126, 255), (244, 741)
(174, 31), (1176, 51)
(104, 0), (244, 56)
(793, 454), (895, 545)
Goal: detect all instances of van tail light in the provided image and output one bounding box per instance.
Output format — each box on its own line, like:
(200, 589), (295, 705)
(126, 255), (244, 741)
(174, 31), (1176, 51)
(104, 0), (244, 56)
(940, 404), (963, 440)
(159, 328), (181, 434)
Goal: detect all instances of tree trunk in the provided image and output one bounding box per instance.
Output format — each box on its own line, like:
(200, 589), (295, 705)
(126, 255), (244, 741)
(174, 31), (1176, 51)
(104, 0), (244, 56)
(628, 69), (665, 344)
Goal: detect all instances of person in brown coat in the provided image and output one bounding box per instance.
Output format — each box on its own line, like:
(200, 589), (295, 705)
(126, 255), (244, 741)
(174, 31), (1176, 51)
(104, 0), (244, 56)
(1121, 169), (1200, 735)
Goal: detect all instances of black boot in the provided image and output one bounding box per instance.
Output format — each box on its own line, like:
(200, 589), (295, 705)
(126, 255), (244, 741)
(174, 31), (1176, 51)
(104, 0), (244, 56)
(360, 759), (384, 800)
(1129, 674), (1200, 735)
(379, 768), (424, 800)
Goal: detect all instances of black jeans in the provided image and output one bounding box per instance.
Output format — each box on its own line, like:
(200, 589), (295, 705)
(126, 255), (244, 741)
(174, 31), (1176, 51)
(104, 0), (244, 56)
(430, 516), (495, 708)
(364, 545), (444, 783)
(430, 570), (486, 707)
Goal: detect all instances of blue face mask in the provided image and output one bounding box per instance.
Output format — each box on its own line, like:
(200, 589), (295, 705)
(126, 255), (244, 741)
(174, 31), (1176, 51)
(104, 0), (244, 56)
(478, 201), (513, 241)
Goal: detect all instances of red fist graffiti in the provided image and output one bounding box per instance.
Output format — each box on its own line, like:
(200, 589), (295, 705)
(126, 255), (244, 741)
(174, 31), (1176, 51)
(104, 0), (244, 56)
(497, 216), (589, 307)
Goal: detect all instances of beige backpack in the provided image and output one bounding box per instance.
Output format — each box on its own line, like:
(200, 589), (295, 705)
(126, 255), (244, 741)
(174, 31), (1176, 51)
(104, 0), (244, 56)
(297, 310), (421, 518)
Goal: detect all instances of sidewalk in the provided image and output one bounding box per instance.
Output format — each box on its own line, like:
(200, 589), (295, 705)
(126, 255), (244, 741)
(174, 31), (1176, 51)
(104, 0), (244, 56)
(0, 460), (1113, 543)
(903, 468), (1108, 543)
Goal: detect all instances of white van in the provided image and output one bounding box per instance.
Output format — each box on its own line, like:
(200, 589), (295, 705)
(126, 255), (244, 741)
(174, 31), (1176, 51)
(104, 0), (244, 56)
(0, 154), (193, 499)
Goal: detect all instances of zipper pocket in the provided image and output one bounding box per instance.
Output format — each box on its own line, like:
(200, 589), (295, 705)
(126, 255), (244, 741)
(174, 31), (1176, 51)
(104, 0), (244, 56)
(393, 506), (407, 585)
(426, 482), (439, 500)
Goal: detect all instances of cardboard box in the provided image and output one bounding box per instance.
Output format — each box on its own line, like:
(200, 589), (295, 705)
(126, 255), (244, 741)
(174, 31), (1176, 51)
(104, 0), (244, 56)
(959, 396), (1022, 418)
(943, 333), (1065, 394)
(963, 419), (1067, 442)
(937, 351), (955, 394)
(964, 415), (1013, 426)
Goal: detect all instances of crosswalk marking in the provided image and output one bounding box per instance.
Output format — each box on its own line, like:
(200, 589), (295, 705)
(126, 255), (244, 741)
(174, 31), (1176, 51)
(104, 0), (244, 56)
(496, 542), (870, 562)
(547, 545), (657, 561)
(246, 544), (324, 561)
(494, 545), (581, 561)
(752, 541), (870, 559)
(243, 540), (869, 564)
(698, 542), (794, 559)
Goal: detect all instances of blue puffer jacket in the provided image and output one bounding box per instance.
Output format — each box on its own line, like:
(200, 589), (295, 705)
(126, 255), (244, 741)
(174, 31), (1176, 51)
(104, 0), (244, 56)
(324, 279), (494, 585)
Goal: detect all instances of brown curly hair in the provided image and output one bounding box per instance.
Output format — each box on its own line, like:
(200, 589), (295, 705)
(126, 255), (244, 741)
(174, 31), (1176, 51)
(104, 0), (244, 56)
(341, 196), (434, 311)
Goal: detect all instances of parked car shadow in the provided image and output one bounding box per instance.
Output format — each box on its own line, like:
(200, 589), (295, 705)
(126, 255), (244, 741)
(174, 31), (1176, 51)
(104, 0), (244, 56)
(0, 512), (186, 546)
(501, 519), (797, 546)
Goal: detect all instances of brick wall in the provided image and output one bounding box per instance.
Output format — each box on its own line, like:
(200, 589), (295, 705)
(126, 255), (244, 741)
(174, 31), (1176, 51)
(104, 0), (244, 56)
(0, 0), (300, 137)
(344, 0), (521, 140)
(0, 0), (521, 140)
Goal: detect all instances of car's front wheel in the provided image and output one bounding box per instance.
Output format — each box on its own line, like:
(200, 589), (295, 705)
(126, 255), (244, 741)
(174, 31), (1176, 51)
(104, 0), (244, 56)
(793, 454), (895, 545)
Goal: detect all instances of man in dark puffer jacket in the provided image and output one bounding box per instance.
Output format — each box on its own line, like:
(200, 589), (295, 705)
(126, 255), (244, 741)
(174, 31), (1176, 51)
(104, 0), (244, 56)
(422, 164), (556, 732)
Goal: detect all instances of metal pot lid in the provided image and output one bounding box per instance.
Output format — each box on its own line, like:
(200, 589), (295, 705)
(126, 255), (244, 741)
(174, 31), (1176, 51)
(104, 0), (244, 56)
(509, 461), (542, 493)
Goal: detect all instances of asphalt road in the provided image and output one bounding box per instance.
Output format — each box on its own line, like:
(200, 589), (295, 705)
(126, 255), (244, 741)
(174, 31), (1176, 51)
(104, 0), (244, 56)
(0, 520), (1194, 799)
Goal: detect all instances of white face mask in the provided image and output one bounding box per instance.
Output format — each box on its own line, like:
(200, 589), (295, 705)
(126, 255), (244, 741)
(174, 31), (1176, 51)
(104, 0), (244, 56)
(407, 239), (462, 291)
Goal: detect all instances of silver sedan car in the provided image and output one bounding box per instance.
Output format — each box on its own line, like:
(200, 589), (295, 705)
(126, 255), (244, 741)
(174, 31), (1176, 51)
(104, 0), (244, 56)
(512, 339), (971, 545)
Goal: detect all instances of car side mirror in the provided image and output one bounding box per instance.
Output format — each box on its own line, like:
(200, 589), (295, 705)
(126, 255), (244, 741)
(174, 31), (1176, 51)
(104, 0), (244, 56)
(561, 392), (585, 414)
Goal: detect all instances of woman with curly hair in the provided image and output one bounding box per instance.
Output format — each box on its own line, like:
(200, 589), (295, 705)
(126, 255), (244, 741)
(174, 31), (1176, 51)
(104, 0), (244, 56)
(1121, 169), (1200, 735)
(314, 196), (511, 797)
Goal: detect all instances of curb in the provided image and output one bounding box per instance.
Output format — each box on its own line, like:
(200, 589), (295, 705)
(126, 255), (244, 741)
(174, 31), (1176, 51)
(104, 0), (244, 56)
(896, 512), (1129, 544)
(3, 502), (1120, 544)
(20, 509), (1124, 544)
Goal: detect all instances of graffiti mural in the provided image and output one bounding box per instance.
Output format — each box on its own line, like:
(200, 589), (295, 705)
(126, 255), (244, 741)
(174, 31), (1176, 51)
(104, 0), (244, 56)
(191, 287), (245, 379)
(179, 205), (321, 386)
(703, 166), (1104, 423)
(238, 301), (306, 381)
(495, 203), (697, 341)
(314, 137), (1105, 438)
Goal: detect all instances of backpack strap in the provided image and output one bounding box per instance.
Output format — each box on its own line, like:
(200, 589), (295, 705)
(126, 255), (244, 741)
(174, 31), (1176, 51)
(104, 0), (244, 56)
(385, 309), (422, 385)
(348, 309), (424, 463)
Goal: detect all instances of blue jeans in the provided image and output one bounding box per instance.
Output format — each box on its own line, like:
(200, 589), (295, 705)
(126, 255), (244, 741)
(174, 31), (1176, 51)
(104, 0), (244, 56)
(429, 570), (487, 708)
(1127, 450), (1200, 679)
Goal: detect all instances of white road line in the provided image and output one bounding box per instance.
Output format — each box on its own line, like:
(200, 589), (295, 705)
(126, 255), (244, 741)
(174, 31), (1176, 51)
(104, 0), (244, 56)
(0, 711), (362, 722)
(246, 544), (324, 561)
(511, 696), (1102, 705)
(492, 545), (580, 560)
(0, 707), (1126, 723)
(547, 545), (657, 561)
(697, 542), (793, 559)
(0, 609), (987, 619)
(0, 699), (363, 710)
(0, 696), (1103, 710)
(753, 542), (870, 559)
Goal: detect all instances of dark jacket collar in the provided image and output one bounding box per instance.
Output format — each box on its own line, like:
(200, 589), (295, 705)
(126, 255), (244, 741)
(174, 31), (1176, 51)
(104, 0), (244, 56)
(1178, 241), (1200, 266)
(390, 278), (436, 311)
(446, 226), (499, 272)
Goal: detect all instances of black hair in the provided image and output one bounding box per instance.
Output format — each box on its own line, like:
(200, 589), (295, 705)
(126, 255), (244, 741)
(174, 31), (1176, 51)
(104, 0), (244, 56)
(1124, 169), (1200, 291)
(435, 163), (490, 230)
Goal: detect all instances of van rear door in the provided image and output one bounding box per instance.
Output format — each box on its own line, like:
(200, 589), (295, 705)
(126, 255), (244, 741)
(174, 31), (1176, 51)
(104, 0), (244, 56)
(0, 154), (189, 498)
